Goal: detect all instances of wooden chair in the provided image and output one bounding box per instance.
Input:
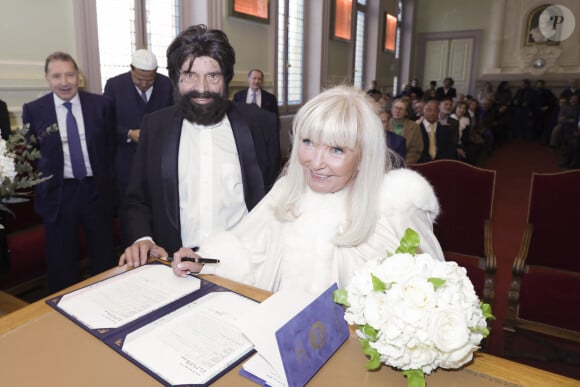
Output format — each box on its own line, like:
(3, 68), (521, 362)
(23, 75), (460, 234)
(504, 170), (580, 362)
(408, 160), (497, 305)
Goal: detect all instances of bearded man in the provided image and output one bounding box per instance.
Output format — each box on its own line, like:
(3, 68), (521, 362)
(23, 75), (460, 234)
(120, 25), (281, 267)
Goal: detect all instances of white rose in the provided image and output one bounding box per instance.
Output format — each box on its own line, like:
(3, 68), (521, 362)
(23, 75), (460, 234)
(362, 291), (390, 328)
(406, 345), (438, 372)
(439, 342), (477, 369)
(429, 308), (470, 353)
(0, 154), (16, 181)
(402, 276), (436, 309)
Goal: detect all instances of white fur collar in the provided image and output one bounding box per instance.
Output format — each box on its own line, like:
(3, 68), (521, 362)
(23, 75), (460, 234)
(379, 168), (440, 217)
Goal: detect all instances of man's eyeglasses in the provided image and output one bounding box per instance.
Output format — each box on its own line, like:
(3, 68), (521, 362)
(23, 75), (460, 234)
(180, 71), (223, 85)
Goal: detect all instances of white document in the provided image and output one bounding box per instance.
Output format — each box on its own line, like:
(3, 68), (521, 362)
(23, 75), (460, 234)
(237, 288), (317, 385)
(122, 292), (259, 385)
(243, 353), (288, 387)
(57, 264), (201, 329)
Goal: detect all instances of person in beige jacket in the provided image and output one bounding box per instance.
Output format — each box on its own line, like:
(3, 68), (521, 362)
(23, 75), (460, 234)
(387, 98), (424, 163)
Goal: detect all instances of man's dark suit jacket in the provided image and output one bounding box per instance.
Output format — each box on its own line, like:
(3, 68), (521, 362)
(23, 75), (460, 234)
(233, 88), (279, 117)
(0, 99), (10, 140)
(444, 116), (460, 147)
(436, 87), (457, 101)
(417, 121), (457, 163)
(103, 71), (174, 198)
(121, 102), (281, 253)
(386, 130), (407, 164)
(22, 92), (116, 222)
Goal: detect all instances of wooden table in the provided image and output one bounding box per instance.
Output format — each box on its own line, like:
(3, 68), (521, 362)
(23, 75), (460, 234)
(0, 265), (577, 387)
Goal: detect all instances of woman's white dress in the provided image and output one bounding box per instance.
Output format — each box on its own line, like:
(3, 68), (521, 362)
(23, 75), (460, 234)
(198, 168), (444, 295)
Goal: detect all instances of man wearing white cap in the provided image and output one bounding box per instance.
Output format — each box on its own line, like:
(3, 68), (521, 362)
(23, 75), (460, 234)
(103, 49), (174, 211)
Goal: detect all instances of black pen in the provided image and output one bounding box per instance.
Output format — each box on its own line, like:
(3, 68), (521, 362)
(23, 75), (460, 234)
(165, 257), (220, 264)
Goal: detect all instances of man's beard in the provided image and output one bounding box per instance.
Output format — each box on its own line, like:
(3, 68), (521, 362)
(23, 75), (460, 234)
(175, 90), (229, 126)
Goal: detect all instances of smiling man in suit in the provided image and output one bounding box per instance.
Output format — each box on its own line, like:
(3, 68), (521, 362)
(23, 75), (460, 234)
(103, 49), (174, 203)
(119, 25), (281, 267)
(22, 52), (117, 292)
(417, 99), (457, 162)
(233, 69), (279, 117)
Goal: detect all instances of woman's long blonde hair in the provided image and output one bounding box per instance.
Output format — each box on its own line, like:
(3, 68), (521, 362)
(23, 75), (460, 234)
(274, 85), (391, 246)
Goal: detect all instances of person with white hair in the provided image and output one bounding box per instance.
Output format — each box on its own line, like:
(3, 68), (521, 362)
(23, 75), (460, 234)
(171, 85), (444, 295)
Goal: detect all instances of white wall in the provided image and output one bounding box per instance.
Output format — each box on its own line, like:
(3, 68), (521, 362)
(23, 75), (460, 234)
(0, 0), (77, 127)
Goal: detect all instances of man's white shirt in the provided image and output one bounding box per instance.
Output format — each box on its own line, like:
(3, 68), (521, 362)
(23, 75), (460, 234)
(178, 116), (248, 248)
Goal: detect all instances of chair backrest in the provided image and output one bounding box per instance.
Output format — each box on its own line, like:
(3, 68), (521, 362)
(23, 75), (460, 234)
(525, 170), (580, 272)
(408, 160), (496, 257)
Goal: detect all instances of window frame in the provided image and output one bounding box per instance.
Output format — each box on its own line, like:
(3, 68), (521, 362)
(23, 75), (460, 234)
(276, 0), (305, 115)
(73, 0), (179, 93)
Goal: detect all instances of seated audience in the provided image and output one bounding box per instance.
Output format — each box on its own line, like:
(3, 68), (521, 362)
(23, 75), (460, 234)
(427, 80), (437, 97)
(511, 79), (535, 140)
(450, 100), (471, 161)
(379, 108), (406, 166)
(532, 80), (557, 144)
(410, 78), (424, 100)
(566, 117), (580, 168)
(494, 81), (512, 145)
(378, 93), (392, 111)
(560, 79), (580, 102)
(412, 99), (425, 121)
(479, 98), (497, 154)
(439, 97), (461, 159)
(550, 97), (571, 148)
(417, 100), (457, 162)
(436, 77), (457, 101)
(552, 95), (580, 166)
(171, 86), (444, 295)
(465, 99), (485, 165)
(387, 98), (424, 164)
(477, 81), (495, 104)
(366, 80), (382, 102)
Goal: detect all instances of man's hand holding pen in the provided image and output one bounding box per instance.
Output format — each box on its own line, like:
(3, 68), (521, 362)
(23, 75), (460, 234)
(170, 247), (219, 277)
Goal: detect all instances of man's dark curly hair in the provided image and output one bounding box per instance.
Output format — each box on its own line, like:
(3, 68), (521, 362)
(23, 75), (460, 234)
(166, 24), (235, 89)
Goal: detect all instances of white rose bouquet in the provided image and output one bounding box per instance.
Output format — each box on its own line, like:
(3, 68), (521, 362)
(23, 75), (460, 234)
(0, 124), (55, 225)
(334, 229), (494, 387)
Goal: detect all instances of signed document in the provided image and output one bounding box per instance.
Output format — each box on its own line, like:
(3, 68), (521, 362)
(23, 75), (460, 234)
(57, 264), (201, 329)
(122, 292), (259, 385)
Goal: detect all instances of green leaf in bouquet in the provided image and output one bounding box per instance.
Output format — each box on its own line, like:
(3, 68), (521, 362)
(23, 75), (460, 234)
(333, 289), (349, 306)
(371, 273), (388, 292)
(403, 369), (426, 387)
(360, 338), (381, 370)
(470, 326), (491, 338)
(360, 323), (378, 341)
(428, 277), (445, 289)
(480, 302), (495, 320)
(395, 228), (420, 255)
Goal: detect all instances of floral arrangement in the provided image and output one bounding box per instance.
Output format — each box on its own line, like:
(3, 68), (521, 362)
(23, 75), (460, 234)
(0, 124), (55, 224)
(334, 229), (494, 387)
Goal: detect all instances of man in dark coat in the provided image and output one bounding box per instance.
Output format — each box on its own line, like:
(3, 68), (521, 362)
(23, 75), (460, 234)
(120, 25), (281, 267)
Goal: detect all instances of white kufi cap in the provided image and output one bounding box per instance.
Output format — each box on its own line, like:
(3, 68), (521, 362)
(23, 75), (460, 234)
(131, 49), (157, 71)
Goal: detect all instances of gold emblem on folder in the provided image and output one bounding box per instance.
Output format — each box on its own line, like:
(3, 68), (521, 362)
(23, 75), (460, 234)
(309, 321), (326, 349)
